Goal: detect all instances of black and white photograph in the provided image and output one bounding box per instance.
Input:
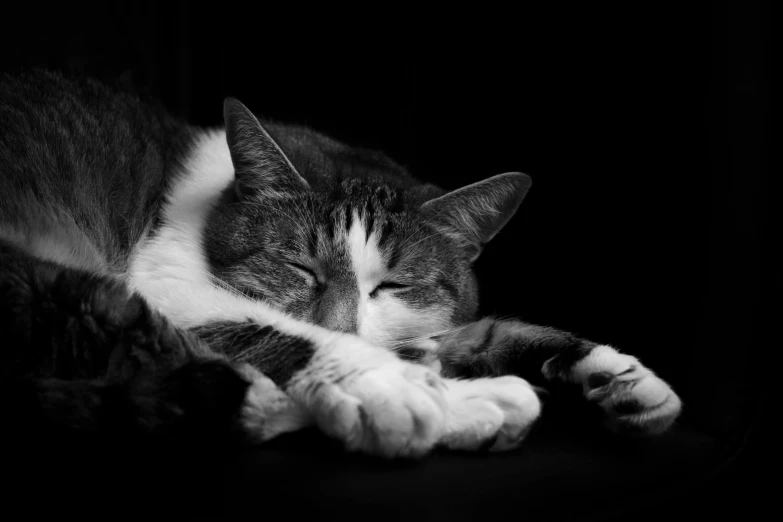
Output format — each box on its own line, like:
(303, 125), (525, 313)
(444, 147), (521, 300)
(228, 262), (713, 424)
(0, 3), (773, 520)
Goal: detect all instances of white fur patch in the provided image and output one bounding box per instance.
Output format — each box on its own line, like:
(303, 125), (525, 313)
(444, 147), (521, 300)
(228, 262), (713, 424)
(347, 214), (385, 297)
(573, 344), (640, 381)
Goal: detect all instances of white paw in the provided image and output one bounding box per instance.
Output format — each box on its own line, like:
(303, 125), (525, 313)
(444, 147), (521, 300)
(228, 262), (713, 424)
(546, 345), (682, 435)
(290, 335), (448, 458)
(238, 364), (313, 443)
(439, 375), (541, 452)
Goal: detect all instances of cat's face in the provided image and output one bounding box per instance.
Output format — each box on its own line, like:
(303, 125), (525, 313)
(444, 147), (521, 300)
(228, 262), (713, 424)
(205, 99), (531, 354)
(207, 180), (479, 351)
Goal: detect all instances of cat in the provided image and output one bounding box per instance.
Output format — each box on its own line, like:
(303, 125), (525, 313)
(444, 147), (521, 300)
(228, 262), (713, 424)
(0, 69), (681, 459)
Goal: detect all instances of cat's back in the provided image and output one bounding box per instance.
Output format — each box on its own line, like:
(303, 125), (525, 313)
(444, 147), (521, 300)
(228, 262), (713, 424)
(0, 70), (196, 274)
(0, 70), (188, 179)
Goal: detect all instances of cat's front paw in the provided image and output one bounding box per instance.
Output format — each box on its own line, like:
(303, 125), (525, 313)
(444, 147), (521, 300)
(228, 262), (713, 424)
(440, 376), (541, 452)
(292, 335), (447, 458)
(544, 345), (682, 434)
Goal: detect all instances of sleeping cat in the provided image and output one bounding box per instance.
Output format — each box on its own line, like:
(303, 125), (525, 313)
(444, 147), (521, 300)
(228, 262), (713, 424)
(0, 70), (681, 457)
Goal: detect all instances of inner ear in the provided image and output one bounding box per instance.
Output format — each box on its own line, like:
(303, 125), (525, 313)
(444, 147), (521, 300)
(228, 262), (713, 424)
(223, 97), (309, 199)
(420, 172), (532, 261)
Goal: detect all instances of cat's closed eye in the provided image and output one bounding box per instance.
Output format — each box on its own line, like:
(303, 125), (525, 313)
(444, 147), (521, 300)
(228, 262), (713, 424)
(369, 282), (410, 298)
(287, 262), (320, 285)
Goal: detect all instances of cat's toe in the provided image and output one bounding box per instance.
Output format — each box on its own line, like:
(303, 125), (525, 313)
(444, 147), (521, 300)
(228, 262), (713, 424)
(578, 356), (682, 435)
(308, 360), (447, 458)
(440, 376), (541, 452)
(589, 370), (682, 435)
(358, 363), (448, 457)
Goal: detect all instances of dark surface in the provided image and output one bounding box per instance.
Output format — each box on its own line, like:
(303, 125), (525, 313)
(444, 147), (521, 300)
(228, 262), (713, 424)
(220, 423), (723, 521)
(0, 1), (773, 519)
(6, 410), (728, 520)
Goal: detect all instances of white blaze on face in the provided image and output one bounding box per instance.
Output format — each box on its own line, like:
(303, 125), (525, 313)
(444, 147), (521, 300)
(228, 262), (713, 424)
(346, 213), (385, 297)
(346, 213), (451, 348)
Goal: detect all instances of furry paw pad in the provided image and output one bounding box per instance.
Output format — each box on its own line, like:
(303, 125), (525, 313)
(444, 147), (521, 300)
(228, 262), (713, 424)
(547, 345), (682, 435)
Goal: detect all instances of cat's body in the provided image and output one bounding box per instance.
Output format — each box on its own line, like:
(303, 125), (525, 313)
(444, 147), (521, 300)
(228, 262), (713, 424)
(1, 70), (681, 458)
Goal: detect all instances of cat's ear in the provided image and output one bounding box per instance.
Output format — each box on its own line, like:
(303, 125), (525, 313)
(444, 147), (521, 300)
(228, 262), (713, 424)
(420, 172), (532, 261)
(223, 97), (309, 198)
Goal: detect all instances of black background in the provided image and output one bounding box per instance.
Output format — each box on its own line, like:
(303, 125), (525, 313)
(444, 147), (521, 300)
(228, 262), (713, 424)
(0, 3), (773, 446)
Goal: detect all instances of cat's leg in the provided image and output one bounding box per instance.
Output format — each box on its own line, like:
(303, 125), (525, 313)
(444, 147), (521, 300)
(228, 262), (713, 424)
(0, 241), (306, 443)
(436, 318), (681, 435)
(134, 273), (448, 458)
(195, 318), (540, 454)
(193, 320), (446, 458)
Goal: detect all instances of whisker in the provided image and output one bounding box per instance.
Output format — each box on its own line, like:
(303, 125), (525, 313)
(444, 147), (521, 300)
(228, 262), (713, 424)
(209, 275), (255, 301)
(387, 324), (474, 349)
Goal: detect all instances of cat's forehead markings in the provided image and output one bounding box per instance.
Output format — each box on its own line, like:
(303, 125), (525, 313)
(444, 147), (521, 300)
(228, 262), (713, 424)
(346, 212), (384, 294)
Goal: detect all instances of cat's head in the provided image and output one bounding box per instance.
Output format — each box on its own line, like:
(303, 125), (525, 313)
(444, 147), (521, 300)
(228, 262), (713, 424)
(204, 99), (531, 354)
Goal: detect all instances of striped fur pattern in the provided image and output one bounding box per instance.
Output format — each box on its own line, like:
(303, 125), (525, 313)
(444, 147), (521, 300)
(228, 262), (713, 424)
(437, 319), (681, 435)
(0, 70), (681, 460)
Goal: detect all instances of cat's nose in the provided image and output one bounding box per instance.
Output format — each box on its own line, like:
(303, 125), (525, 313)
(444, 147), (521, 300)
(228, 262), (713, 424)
(314, 281), (358, 333)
